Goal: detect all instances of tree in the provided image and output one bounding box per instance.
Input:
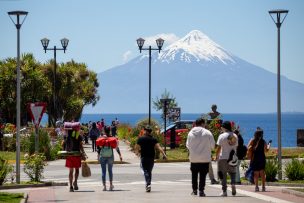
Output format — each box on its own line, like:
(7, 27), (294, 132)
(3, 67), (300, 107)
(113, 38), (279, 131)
(0, 53), (50, 124)
(152, 89), (178, 121)
(0, 54), (99, 126)
(43, 60), (99, 125)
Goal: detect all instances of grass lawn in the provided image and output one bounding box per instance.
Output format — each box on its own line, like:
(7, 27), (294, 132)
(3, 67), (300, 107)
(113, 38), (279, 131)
(163, 148), (188, 160)
(160, 147), (304, 161)
(0, 192), (24, 203)
(0, 151), (25, 164)
(289, 188), (304, 193)
(266, 147), (304, 158)
(278, 180), (304, 184)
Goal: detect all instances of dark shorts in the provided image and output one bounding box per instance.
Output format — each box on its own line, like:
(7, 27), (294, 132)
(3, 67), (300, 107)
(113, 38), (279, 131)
(65, 156), (81, 168)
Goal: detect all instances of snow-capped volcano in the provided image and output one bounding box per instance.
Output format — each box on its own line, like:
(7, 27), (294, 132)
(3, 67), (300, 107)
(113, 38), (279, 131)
(84, 30), (304, 114)
(158, 30), (235, 65)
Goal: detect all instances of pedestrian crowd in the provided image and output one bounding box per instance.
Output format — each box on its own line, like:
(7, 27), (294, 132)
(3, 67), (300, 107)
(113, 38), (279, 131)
(186, 104), (271, 197)
(58, 105), (271, 197)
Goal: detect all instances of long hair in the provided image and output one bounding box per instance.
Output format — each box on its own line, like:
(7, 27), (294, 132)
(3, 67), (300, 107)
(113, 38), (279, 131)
(252, 129), (263, 147)
(92, 122), (97, 129)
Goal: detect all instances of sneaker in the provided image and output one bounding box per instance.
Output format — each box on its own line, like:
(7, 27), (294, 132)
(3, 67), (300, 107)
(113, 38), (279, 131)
(102, 186), (107, 191)
(199, 191), (206, 197)
(255, 186), (259, 192)
(73, 182), (78, 190)
(146, 185), (151, 192)
(262, 186), (266, 192)
(220, 191), (227, 197)
(109, 185), (114, 191)
(211, 179), (219, 184)
(69, 187), (74, 192)
(191, 191), (197, 196)
(231, 185), (236, 196)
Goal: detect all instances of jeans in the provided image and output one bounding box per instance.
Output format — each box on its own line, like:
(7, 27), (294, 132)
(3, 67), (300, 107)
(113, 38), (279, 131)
(190, 162), (209, 192)
(235, 160), (242, 183)
(217, 159), (236, 192)
(140, 157), (154, 186)
(100, 157), (114, 183)
(92, 139), (97, 152)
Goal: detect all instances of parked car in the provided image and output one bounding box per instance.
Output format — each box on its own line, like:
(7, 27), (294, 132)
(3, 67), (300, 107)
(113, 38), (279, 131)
(161, 120), (194, 148)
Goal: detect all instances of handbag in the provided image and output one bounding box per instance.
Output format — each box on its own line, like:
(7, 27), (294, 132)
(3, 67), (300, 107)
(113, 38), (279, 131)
(81, 162), (91, 177)
(245, 165), (254, 184)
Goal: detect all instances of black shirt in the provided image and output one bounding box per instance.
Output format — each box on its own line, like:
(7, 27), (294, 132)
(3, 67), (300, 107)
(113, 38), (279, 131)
(137, 135), (158, 158)
(65, 130), (83, 152)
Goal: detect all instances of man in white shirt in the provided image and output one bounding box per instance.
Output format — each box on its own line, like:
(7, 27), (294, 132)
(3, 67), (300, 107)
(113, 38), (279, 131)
(216, 121), (238, 197)
(186, 118), (215, 197)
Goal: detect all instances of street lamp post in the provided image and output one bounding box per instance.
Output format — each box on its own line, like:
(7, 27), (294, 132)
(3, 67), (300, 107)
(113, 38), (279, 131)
(8, 10), (28, 184)
(41, 38), (69, 124)
(160, 98), (172, 154)
(136, 38), (164, 125)
(269, 9), (288, 180)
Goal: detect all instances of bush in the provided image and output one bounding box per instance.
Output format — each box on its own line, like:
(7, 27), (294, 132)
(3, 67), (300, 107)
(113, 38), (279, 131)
(117, 124), (132, 140)
(0, 156), (13, 185)
(178, 131), (189, 149)
(284, 159), (304, 181)
(23, 153), (47, 182)
(49, 138), (63, 161)
(28, 129), (52, 161)
(2, 136), (16, 151)
(265, 158), (278, 181)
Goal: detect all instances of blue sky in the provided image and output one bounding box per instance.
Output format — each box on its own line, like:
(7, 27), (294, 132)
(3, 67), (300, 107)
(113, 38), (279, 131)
(1, 0), (304, 83)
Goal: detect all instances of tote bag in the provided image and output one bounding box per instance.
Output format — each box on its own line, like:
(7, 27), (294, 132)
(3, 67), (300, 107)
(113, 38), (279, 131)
(82, 162), (91, 177)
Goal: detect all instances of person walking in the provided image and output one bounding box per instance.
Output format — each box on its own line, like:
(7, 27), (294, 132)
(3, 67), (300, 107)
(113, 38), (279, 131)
(215, 121), (238, 197)
(63, 122), (85, 192)
(234, 129), (247, 184)
(136, 125), (167, 192)
(89, 122), (100, 152)
(97, 126), (122, 191)
(111, 120), (117, 137)
(247, 128), (270, 192)
(186, 118), (215, 197)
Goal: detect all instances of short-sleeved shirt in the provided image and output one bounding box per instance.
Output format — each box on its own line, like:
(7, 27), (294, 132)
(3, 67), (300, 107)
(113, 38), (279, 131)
(137, 135), (158, 158)
(217, 132), (238, 160)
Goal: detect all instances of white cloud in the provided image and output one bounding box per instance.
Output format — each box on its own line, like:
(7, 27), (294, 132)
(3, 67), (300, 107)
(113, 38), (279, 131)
(139, 33), (180, 48)
(123, 50), (132, 62)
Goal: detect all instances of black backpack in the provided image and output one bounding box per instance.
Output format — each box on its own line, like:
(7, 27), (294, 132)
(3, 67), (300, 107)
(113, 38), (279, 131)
(236, 134), (247, 160)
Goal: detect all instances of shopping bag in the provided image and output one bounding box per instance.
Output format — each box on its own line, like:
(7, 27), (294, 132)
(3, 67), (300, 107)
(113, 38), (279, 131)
(81, 162), (91, 177)
(245, 165), (254, 184)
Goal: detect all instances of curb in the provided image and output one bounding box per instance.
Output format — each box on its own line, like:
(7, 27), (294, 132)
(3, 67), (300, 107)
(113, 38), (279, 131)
(20, 192), (28, 203)
(0, 182), (68, 190)
(282, 188), (304, 198)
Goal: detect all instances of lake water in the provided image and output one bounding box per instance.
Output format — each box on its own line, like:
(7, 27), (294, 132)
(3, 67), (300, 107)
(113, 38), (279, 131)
(42, 113), (304, 147)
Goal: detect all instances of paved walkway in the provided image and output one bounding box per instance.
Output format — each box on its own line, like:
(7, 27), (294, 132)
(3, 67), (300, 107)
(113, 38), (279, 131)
(1, 139), (304, 203)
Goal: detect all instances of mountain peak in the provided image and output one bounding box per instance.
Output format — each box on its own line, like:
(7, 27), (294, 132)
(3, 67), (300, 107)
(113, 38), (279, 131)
(181, 30), (209, 43)
(158, 30), (235, 64)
